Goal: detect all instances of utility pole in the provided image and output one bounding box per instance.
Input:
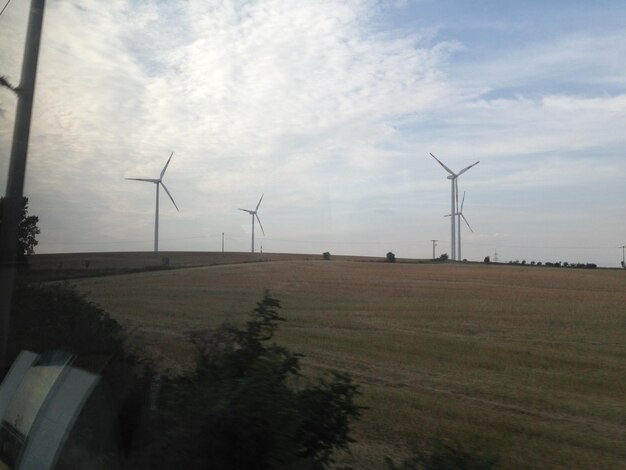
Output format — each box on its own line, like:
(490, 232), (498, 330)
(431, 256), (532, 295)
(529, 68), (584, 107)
(620, 245), (625, 266)
(0, 0), (46, 372)
(431, 239), (437, 259)
(221, 232), (224, 255)
(494, 249), (499, 263)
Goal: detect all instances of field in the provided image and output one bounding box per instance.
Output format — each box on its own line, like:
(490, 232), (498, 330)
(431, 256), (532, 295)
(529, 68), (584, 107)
(67, 257), (626, 469)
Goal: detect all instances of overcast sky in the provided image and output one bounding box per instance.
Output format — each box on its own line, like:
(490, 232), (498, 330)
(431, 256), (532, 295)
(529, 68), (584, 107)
(1, 0), (625, 266)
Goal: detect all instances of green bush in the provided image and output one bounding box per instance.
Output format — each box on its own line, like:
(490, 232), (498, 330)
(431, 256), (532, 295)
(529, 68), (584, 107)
(323, 251), (331, 260)
(141, 291), (362, 469)
(385, 438), (498, 470)
(386, 252), (396, 262)
(10, 281), (123, 359)
(8, 282), (152, 465)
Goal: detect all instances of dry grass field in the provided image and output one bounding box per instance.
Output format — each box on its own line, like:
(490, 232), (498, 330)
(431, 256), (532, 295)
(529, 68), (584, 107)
(69, 259), (626, 469)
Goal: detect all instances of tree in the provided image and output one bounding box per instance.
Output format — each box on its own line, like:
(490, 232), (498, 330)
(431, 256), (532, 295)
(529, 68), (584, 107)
(437, 253), (448, 262)
(483, 256), (490, 263)
(0, 196), (40, 263)
(139, 291), (362, 469)
(323, 251), (331, 260)
(386, 252), (396, 262)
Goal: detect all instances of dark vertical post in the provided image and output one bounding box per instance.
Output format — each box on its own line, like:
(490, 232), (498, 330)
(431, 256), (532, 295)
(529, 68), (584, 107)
(221, 232), (224, 255)
(0, 0), (46, 372)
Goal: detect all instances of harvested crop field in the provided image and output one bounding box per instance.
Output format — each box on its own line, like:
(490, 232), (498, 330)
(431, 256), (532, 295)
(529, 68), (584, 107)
(72, 260), (626, 469)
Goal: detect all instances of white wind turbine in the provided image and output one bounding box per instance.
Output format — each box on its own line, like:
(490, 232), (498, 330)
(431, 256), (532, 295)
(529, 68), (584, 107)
(429, 153), (479, 261)
(446, 190), (474, 261)
(126, 152), (179, 253)
(238, 194), (264, 253)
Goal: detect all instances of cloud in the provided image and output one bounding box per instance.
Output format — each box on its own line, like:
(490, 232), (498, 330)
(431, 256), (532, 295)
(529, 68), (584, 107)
(1, 1), (625, 265)
(450, 28), (626, 94)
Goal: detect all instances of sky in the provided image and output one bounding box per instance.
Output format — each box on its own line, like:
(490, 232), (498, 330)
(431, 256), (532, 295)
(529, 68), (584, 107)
(1, 0), (625, 267)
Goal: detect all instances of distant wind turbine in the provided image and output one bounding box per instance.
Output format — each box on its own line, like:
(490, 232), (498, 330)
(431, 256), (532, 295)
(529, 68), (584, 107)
(126, 152), (179, 253)
(446, 190), (473, 260)
(429, 153), (479, 261)
(239, 194), (264, 253)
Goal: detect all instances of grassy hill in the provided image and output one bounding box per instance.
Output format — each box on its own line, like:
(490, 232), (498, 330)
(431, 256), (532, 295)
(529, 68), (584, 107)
(66, 258), (626, 469)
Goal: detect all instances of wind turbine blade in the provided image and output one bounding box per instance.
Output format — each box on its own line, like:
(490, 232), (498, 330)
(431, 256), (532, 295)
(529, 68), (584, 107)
(160, 152), (174, 179)
(429, 153), (455, 176)
(255, 193), (264, 211)
(126, 178), (159, 183)
(238, 208), (253, 214)
(457, 161), (479, 176)
(160, 182), (179, 211)
(460, 191), (466, 212)
(461, 213), (473, 232)
(256, 213), (265, 235)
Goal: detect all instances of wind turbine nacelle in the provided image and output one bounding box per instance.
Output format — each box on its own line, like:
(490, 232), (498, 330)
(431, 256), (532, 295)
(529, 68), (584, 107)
(447, 175), (454, 180)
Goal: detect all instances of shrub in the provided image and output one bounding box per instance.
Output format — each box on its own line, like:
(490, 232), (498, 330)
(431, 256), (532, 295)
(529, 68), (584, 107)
(8, 282), (152, 464)
(142, 291), (362, 469)
(10, 281), (123, 359)
(386, 252), (396, 262)
(483, 256), (490, 263)
(385, 438), (498, 470)
(437, 253), (448, 262)
(323, 251), (331, 260)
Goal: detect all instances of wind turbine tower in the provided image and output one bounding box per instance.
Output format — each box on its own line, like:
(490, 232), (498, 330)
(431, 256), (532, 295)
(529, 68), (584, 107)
(126, 152), (179, 252)
(429, 153), (479, 261)
(456, 191), (473, 260)
(239, 194), (265, 253)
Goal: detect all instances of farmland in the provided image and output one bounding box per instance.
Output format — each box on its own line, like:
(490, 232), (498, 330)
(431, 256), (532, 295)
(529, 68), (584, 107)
(66, 256), (626, 469)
